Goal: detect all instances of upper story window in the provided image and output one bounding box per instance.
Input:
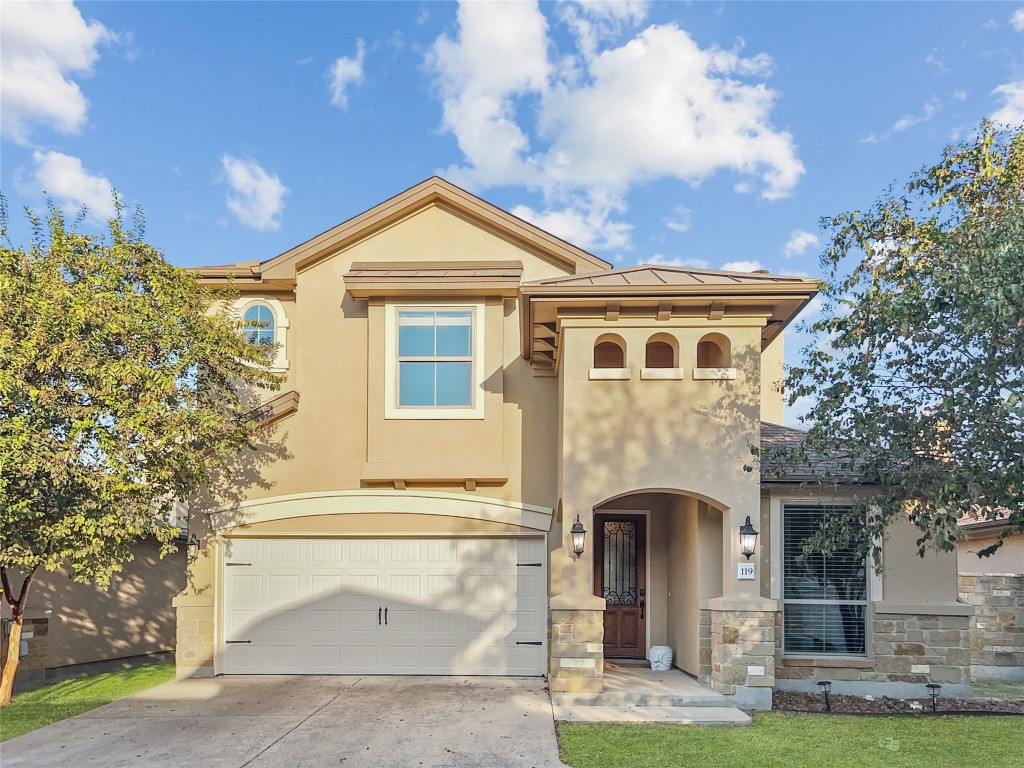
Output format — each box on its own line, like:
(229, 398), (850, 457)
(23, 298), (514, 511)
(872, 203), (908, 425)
(594, 339), (625, 368)
(645, 337), (677, 368)
(782, 504), (867, 656)
(383, 303), (484, 420)
(235, 297), (289, 373)
(397, 310), (474, 407)
(696, 333), (731, 368)
(243, 304), (276, 348)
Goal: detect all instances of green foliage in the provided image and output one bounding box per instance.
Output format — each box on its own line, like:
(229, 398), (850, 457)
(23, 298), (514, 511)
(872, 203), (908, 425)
(558, 715), (1023, 768)
(0, 662), (174, 741)
(760, 121), (1024, 563)
(0, 198), (280, 588)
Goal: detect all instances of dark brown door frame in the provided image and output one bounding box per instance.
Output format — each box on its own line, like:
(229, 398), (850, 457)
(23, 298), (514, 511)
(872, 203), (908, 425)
(593, 512), (647, 659)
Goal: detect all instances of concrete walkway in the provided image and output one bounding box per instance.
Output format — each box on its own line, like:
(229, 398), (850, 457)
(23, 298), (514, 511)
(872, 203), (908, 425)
(1, 676), (565, 768)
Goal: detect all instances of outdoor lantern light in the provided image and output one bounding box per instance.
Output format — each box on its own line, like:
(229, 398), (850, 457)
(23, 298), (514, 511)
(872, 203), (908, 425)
(817, 680), (833, 712)
(570, 515), (587, 558)
(926, 683), (942, 712)
(186, 533), (200, 560)
(739, 516), (759, 559)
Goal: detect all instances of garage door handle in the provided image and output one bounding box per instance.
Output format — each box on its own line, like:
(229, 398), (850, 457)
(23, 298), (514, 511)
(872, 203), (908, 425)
(226, 562), (252, 567)
(517, 562), (542, 567)
(225, 640), (252, 644)
(379, 607), (382, 626)
(384, 607), (388, 626)
(516, 641), (542, 646)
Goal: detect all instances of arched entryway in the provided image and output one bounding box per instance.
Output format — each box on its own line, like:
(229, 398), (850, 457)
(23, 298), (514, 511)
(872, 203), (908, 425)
(593, 489), (726, 683)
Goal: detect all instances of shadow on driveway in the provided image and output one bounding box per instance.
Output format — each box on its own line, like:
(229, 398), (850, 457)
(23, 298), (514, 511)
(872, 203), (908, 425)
(1, 675), (565, 768)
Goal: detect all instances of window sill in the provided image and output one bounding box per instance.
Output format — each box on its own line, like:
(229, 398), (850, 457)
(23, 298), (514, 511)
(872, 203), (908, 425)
(693, 367), (736, 380)
(641, 368), (685, 380)
(783, 657), (874, 669)
(361, 461), (509, 483)
(589, 368), (631, 380)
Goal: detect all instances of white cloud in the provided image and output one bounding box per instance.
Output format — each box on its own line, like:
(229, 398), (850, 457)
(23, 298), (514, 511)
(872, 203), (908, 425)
(219, 155), (289, 231)
(329, 39), (366, 109)
(19, 150), (115, 222)
(664, 205), (692, 233)
(924, 53), (948, 74)
(511, 200), (632, 251)
(952, 89), (967, 102)
(783, 229), (819, 258)
(0, 0), (114, 143)
(1012, 9), (1024, 31)
(720, 260), (764, 272)
(647, 253), (710, 269)
(428, 2), (803, 251)
(893, 97), (941, 132)
(990, 81), (1024, 127)
(983, 19), (998, 31)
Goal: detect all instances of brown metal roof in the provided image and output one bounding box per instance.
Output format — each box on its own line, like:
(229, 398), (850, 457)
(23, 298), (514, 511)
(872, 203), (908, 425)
(526, 264), (815, 288)
(344, 260), (524, 298)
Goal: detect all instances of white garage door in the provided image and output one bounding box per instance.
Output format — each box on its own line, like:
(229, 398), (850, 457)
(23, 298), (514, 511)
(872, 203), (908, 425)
(221, 537), (547, 675)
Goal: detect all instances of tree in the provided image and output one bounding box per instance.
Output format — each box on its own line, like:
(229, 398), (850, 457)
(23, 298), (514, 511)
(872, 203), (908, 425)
(0, 200), (280, 703)
(760, 120), (1024, 565)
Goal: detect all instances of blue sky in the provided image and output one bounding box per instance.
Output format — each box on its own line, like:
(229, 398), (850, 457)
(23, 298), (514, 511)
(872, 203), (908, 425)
(2, 1), (1022, 420)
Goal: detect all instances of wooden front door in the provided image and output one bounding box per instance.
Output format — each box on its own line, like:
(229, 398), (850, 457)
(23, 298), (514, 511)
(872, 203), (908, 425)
(594, 514), (647, 658)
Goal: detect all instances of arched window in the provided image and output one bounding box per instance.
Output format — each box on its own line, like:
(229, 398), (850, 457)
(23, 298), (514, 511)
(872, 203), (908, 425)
(645, 338), (676, 368)
(697, 333), (731, 368)
(243, 304), (276, 348)
(594, 339), (625, 368)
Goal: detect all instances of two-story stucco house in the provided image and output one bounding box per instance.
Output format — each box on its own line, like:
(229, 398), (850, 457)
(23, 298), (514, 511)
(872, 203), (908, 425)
(175, 178), (973, 708)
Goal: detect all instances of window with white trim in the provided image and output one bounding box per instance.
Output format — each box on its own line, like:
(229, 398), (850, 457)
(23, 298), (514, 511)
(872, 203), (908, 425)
(782, 504), (868, 656)
(243, 304), (275, 348)
(397, 309), (474, 408)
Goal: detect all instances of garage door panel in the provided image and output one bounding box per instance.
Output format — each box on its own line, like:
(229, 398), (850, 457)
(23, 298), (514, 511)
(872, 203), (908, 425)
(222, 536), (546, 675)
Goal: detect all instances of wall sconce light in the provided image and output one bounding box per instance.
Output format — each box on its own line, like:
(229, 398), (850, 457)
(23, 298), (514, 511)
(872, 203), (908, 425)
(570, 515), (587, 558)
(739, 516), (759, 560)
(186, 533), (200, 560)
(817, 680), (832, 712)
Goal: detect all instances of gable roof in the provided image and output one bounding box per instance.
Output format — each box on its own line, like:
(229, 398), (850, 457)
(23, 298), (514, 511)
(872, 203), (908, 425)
(191, 177), (611, 288)
(526, 264), (814, 289)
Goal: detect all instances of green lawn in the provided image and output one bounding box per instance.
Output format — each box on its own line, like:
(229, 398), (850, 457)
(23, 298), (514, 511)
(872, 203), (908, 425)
(0, 662), (175, 742)
(558, 713), (1022, 768)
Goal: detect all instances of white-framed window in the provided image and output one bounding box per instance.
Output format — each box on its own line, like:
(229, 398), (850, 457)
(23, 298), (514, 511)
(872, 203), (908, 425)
(234, 297), (289, 372)
(243, 304), (275, 348)
(782, 504), (868, 656)
(384, 303), (484, 419)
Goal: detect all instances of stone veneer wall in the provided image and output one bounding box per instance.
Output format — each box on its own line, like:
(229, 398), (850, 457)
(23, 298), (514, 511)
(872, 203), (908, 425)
(710, 609), (775, 708)
(174, 597), (215, 678)
(548, 609), (603, 693)
(697, 608), (712, 686)
(774, 611), (973, 696)
(959, 573), (1024, 680)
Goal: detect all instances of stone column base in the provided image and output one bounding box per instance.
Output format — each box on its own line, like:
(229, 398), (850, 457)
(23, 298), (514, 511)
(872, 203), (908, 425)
(173, 594), (214, 678)
(711, 607), (777, 709)
(549, 609), (604, 693)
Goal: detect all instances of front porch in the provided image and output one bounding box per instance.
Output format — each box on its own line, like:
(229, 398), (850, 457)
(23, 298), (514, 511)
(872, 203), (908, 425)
(551, 663), (752, 724)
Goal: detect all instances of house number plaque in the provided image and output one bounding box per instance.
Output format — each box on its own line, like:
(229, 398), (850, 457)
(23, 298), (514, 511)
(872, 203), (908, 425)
(737, 563), (756, 580)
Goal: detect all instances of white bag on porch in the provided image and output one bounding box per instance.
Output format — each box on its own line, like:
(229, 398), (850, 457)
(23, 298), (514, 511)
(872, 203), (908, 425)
(649, 645), (673, 671)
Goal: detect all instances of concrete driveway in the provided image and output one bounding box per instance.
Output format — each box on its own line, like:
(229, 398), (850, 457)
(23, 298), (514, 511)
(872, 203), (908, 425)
(1, 676), (565, 768)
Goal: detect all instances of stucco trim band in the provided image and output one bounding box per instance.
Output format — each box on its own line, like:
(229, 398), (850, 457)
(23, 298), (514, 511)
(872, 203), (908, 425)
(207, 490), (554, 533)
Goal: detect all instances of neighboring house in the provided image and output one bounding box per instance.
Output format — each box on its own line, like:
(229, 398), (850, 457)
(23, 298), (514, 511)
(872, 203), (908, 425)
(175, 178), (971, 708)
(1, 539), (185, 691)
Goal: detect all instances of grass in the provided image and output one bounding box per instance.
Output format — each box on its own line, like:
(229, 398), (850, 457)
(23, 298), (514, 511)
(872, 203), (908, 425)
(558, 713), (1023, 768)
(0, 662), (174, 742)
(971, 679), (1024, 700)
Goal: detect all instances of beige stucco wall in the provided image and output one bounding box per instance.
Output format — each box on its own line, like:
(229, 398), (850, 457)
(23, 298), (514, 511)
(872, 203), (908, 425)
(759, 333), (784, 425)
(556, 318), (767, 608)
(2, 539), (184, 670)
(958, 531), (1024, 574)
